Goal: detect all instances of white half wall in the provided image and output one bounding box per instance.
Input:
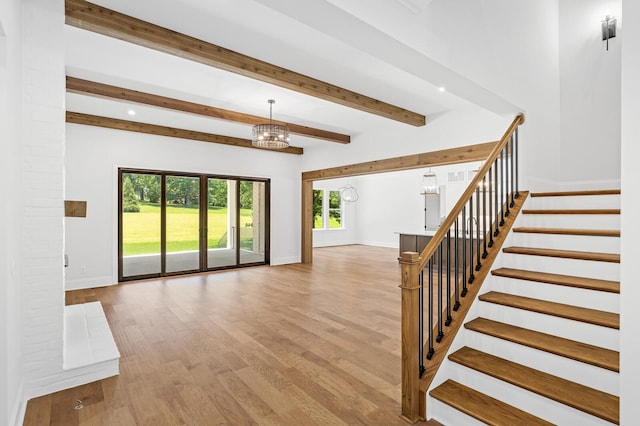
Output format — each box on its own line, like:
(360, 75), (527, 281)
(64, 124), (303, 289)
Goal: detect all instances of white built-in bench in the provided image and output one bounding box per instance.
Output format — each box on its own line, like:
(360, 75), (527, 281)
(63, 301), (120, 380)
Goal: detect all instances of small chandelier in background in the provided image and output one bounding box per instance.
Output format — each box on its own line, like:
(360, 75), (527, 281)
(421, 169), (439, 195)
(252, 99), (290, 149)
(339, 184), (359, 202)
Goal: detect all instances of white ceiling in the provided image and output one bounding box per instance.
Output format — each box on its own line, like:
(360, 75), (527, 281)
(64, 0), (489, 150)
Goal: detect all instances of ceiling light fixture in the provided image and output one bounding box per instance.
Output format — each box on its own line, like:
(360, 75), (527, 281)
(252, 99), (290, 149)
(127, 109), (136, 116)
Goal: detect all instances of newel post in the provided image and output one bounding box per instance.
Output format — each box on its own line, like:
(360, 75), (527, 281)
(398, 251), (422, 423)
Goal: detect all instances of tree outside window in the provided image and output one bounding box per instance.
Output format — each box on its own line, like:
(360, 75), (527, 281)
(313, 189), (343, 229)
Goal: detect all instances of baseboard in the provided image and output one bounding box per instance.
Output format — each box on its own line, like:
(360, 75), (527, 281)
(356, 240), (399, 249)
(10, 379), (25, 426)
(65, 275), (115, 291)
(313, 240), (359, 248)
(270, 256), (300, 266)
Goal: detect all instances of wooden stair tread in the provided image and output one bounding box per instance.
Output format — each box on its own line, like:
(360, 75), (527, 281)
(449, 347), (619, 424)
(430, 379), (553, 426)
(513, 227), (620, 237)
(522, 209), (619, 214)
(531, 189), (620, 197)
(503, 246), (620, 263)
(465, 317), (619, 371)
(478, 291), (619, 329)
(491, 267), (620, 293)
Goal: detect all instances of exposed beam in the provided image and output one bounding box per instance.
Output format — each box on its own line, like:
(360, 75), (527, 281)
(66, 111), (304, 155)
(302, 141), (497, 181)
(300, 141), (497, 263)
(64, 0), (426, 127)
(66, 76), (351, 144)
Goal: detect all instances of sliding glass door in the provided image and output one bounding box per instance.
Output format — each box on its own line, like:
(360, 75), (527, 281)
(119, 169), (269, 281)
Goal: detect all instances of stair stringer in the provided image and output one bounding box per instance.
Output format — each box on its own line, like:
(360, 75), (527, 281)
(426, 193), (620, 426)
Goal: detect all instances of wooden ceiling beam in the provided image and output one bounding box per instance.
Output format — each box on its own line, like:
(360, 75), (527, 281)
(65, 0), (426, 127)
(66, 111), (304, 155)
(302, 141), (497, 181)
(66, 76), (351, 144)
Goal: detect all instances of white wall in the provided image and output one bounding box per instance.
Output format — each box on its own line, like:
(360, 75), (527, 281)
(64, 124), (303, 289)
(620, 0), (639, 422)
(559, 0), (621, 188)
(404, 0), (562, 190)
(302, 106), (510, 172)
(0, 0), (23, 424)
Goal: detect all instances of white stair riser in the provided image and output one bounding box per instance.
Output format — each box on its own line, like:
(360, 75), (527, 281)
(518, 214), (620, 229)
(527, 195), (620, 210)
(428, 398), (487, 426)
(477, 302), (619, 351)
(490, 277), (619, 313)
(511, 233), (620, 254)
(447, 364), (617, 426)
(465, 331), (619, 395)
(502, 253), (620, 281)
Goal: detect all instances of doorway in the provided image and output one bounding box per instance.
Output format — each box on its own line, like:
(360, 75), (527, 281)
(118, 169), (269, 281)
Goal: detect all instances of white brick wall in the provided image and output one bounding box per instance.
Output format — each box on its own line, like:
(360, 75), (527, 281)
(20, 0), (65, 397)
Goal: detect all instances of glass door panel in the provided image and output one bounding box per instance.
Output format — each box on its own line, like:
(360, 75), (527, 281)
(207, 178), (237, 268)
(121, 172), (161, 278)
(165, 175), (200, 273)
(240, 181), (266, 265)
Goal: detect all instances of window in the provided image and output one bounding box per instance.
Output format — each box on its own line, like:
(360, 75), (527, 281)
(313, 189), (343, 230)
(118, 168), (270, 281)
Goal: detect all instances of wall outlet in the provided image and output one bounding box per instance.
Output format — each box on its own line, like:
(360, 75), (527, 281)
(79, 266), (86, 274)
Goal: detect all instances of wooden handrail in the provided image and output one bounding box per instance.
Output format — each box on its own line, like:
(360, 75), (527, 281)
(416, 113), (524, 272)
(398, 113), (525, 422)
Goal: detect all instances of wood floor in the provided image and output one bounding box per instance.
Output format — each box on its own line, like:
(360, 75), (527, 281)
(24, 245), (432, 426)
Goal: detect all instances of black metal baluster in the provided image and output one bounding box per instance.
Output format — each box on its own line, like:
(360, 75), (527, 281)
(494, 158), (500, 236)
(510, 134), (515, 208)
(482, 174), (488, 258)
(504, 139), (513, 216)
(468, 198), (475, 284)
(436, 243), (444, 343)
(500, 149), (505, 226)
(515, 127), (520, 199)
(488, 165), (494, 247)
(446, 230), (453, 325)
(461, 207), (468, 296)
(475, 186), (481, 271)
(426, 259), (434, 360)
(418, 269), (424, 375)
(454, 219), (460, 311)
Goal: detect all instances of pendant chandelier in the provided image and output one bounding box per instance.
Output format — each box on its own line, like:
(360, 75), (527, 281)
(252, 99), (290, 149)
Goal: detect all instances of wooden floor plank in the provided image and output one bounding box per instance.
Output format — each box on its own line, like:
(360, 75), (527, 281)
(465, 317), (619, 371)
(24, 245), (410, 425)
(503, 246), (620, 263)
(478, 291), (619, 329)
(430, 379), (554, 426)
(448, 347), (619, 424)
(491, 267), (620, 293)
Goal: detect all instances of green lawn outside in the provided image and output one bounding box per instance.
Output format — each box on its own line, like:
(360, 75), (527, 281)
(314, 215), (342, 229)
(123, 203), (254, 256)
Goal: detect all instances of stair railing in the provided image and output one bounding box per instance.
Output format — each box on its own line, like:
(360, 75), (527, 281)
(399, 113), (525, 422)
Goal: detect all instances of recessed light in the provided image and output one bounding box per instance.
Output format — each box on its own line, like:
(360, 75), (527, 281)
(127, 109), (136, 116)
(438, 87), (446, 93)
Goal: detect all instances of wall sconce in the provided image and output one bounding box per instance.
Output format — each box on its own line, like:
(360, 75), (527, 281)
(602, 14), (616, 51)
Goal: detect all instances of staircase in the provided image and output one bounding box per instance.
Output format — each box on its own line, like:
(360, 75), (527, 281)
(428, 189), (620, 425)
